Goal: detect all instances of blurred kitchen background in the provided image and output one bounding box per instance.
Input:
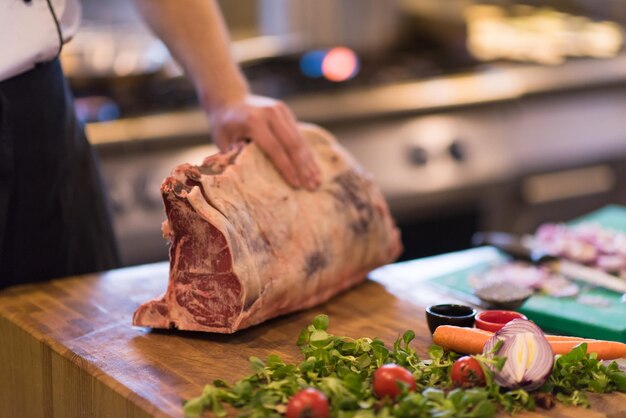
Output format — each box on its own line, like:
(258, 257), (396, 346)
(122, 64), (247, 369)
(63, 0), (626, 266)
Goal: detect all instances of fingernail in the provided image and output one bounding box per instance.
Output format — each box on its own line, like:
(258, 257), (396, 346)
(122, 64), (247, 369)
(304, 170), (317, 189)
(313, 166), (321, 180)
(309, 172), (319, 185)
(313, 171), (321, 186)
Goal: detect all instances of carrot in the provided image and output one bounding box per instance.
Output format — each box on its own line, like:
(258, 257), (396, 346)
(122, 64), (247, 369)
(549, 340), (626, 359)
(432, 326), (490, 355)
(546, 334), (591, 342)
(544, 335), (588, 342)
(432, 325), (626, 360)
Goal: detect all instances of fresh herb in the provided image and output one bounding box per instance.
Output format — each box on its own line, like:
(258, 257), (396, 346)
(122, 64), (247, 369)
(540, 342), (626, 407)
(183, 315), (626, 417)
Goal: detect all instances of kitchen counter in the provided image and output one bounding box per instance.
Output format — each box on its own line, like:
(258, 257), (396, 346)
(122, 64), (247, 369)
(1, 251), (625, 418)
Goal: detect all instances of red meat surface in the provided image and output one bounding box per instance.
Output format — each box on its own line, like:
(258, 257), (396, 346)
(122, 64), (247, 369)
(133, 124), (402, 333)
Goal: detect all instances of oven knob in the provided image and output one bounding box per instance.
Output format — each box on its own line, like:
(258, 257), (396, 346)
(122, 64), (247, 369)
(408, 145), (428, 166)
(448, 140), (467, 162)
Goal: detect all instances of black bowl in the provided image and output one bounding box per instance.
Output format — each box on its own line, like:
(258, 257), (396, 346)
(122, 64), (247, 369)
(425, 304), (477, 334)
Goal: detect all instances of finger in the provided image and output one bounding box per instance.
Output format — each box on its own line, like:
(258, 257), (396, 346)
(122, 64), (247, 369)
(278, 105), (322, 185)
(268, 114), (316, 191)
(271, 108), (321, 191)
(212, 117), (247, 152)
(251, 122), (302, 189)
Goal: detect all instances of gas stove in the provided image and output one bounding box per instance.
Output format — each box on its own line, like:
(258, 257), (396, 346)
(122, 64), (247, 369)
(87, 53), (626, 266)
(70, 43), (483, 124)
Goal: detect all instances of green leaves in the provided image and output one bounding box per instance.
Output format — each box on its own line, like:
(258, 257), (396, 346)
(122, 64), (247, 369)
(544, 342), (626, 407)
(417, 388), (495, 418)
(183, 314), (626, 417)
(371, 339), (389, 367)
(314, 314), (330, 330)
(183, 384), (227, 417)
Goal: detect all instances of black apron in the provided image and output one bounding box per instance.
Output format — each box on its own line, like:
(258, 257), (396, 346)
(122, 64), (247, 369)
(0, 59), (120, 288)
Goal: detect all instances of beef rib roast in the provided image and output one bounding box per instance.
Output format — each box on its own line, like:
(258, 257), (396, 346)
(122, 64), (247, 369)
(133, 124), (402, 333)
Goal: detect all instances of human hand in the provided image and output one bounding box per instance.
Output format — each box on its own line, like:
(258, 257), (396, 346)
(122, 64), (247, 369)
(209, 95), (321, 191)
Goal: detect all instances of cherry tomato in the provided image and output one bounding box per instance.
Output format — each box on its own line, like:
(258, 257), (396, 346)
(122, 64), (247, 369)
(286, 388), (329, 418)
(450, 356), (485, 387)
(372, 363), (417, 400)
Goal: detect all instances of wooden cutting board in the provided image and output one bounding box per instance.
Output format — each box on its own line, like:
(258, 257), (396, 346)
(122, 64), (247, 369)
(0, 260), (624, 418)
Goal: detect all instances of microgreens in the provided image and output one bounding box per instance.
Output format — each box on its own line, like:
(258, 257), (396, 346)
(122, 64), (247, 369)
(183, 315), (626, 417)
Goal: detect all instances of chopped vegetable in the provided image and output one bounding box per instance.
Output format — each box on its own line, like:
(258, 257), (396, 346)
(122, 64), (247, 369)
(533, 222), (626, 278)
(483, 319), (554, 391)
(450, 356), (486, 387)
(372, 364), (416, 399)
(182, 314), (626, 417)
(470, 262), (579, 298)
(286, 388), (329, 418)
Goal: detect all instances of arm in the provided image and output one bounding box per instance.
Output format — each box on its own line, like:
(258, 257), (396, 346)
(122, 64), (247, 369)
(133, 0), (320, 190)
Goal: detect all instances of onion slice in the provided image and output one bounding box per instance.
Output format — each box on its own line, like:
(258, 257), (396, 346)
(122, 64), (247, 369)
(483, 319), (554, 391)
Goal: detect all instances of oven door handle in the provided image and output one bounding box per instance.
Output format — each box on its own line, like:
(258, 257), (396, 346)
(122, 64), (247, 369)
(521, 164), (615, 205)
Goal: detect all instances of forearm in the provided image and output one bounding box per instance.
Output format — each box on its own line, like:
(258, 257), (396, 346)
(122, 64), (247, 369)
(134, 0), (249, 110)
(134, 0), (321, 190)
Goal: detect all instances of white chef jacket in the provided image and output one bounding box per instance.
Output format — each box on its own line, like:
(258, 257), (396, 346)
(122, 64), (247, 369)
(0, 0), (81, 81)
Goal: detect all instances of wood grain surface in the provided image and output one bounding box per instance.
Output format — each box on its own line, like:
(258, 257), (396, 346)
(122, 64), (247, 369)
(0, 254), (625, 418)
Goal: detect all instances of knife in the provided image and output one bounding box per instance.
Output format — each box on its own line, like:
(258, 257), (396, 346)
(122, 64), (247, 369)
(472, 231), (626, 294)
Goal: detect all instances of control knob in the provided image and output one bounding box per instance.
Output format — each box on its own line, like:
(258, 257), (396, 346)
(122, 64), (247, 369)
(448, 140), (467, 162)
(408, 145), (428, 166)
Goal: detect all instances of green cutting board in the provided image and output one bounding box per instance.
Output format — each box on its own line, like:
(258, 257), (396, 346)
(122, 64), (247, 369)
(428, 205), (626, 342)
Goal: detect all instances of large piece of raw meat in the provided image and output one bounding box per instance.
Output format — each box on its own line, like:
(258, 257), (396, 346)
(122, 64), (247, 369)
(133, 124), (402, 333)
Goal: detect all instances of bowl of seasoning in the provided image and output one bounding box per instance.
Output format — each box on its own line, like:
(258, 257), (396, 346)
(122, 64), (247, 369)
(474, 283), (533, 310)
(425, 304), (477, 334)
(475, 310), (528, 332)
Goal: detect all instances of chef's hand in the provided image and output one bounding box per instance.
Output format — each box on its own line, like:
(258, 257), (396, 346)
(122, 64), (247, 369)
(133, 0), (320, 189)
(209, 95), (321, 191)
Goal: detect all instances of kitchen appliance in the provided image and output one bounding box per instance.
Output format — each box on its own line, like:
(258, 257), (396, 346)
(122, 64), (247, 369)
(74, 1), (626, 266)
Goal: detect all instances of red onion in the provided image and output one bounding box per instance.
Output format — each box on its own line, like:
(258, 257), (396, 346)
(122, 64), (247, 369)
(470, 262), (580, 298)
(534, 222), (626, 273)
(482, 319), (554, 391)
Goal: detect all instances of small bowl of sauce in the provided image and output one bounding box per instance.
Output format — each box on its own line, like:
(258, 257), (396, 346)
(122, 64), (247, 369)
(425, 304), (477, 334)
(475, 310), (528, 332)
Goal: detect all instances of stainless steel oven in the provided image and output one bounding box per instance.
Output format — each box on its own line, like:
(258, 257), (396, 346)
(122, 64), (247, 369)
(75, 0), (626, 265)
